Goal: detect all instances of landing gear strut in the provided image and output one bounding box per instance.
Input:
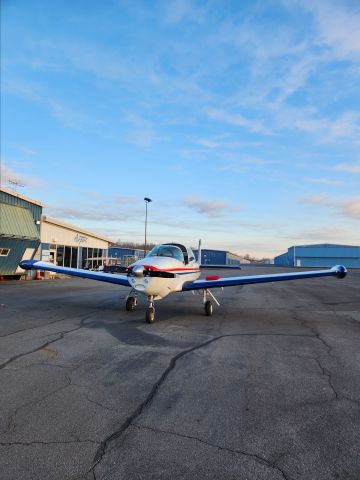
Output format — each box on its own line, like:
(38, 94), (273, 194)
(203, 289), (220, 316)
(146, 296), (155, 323)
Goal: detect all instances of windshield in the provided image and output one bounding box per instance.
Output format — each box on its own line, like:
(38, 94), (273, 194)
(147, 245), (184, 263)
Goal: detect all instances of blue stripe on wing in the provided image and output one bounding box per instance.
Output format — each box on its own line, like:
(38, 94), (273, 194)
(182, 265), (347, 291)
(19, 260), (131, 287)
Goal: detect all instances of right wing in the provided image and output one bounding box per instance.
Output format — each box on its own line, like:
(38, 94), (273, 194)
(19, 260), (131, 287)
(182, 265), (347, 291)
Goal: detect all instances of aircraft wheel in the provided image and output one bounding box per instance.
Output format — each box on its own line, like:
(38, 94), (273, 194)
(126, 297), (136, 311)
(204, 300), (213, 316)
(146, 306), (155, 323)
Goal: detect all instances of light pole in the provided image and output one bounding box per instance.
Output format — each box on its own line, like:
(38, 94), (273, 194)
(144, 197), (152, 257)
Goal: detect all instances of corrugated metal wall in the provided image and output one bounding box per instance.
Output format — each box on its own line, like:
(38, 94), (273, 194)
(0, 190), (42, 275)
(274, 244), (360, 268)
(0, 238), (39, 275)
(0, 190), (42, 233)
(108, 247), (145, 261)
(193, 249), (227, 265)
(226, 252), (241, 265)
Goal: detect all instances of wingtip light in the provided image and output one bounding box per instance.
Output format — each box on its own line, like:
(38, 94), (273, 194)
(332, 265), (347, 279)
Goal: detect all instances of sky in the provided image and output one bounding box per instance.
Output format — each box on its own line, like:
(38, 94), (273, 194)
(1, 0), (360, 258)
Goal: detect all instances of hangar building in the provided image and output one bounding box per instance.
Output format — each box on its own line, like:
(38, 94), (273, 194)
(41, 216), (113, 270)
(0, 188), (114, 277)
(108, 246), (145, 265)
(0, 187), (43, 276)
(274, 244), (360, 268)
(192, 248), (246, 266)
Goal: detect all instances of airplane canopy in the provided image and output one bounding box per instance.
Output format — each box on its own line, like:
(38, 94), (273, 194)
(146, 244), (184, 263)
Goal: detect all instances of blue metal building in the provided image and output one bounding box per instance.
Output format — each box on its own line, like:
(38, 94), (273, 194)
(192, 249), (242, 266)
(108, 247), (145, 265)
(0, 187), (43, 276)
(274, 244), (360, 268)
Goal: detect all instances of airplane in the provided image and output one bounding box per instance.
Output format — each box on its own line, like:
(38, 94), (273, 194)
(19, 241), (347, 324)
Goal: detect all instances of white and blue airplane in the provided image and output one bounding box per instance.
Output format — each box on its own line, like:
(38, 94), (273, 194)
(19, 241), (347, 323)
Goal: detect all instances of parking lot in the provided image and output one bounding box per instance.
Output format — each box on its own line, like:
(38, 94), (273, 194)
(1, 266), (359, 480)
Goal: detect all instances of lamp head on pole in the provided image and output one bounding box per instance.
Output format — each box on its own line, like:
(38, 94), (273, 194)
(144, 197), (152, 203)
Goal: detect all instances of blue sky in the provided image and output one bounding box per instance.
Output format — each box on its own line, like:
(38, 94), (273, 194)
(1, 0), (360, 257)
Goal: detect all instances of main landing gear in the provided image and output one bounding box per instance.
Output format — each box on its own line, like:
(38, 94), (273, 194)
(203, 289), (220, 316)
(125, 290), (138, 311)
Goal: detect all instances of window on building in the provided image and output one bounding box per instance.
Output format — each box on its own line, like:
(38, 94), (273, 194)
(64, 246), (71, 267)
(0, 248), (10, 256)
(56, 246), (64, 266)
(71, 247), (78, 268)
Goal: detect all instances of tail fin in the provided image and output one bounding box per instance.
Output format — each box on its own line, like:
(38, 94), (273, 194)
(197, 239), (202, 264)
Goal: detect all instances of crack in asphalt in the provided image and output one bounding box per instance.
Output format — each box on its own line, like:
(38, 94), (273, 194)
(0, 314), (82, 338)
(293, 310), (360, 407)
(0, 313), (96, 370)
(88, 333), (299, 479)
(132, 423), (290, 480)
(89, 335), (222, 477)
(313, 358), (338, 400)
(0, 327), (82, 371)
(0, 440), (99, 447)
(2, 374), (72, 437)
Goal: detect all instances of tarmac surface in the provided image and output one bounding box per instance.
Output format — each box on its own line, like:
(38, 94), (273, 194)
(0, 265), (359, 480)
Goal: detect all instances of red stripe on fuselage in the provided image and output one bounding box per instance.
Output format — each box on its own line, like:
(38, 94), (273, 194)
(129, 264), (200, 273)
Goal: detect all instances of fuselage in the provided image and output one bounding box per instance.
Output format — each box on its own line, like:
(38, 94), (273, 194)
(127, 243), (200, 299)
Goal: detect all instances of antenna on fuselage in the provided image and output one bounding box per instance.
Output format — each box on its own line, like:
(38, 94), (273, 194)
(197, 239), (202, 264)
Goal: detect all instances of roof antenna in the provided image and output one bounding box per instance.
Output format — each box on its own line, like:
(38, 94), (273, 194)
(7, 179), (25, 192)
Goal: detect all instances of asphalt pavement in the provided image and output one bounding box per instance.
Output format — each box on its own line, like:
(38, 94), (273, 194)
(0, 266), (359, 480)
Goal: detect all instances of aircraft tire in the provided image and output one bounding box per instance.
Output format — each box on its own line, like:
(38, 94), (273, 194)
(204, 300), (213, 316)
(146, 306), (155, 323)
(126, 297), (136, 311)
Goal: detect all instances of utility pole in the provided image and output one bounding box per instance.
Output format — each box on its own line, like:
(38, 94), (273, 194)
(144, 197), (152, 257)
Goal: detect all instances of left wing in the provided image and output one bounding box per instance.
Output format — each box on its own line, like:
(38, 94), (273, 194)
(19, 260), (131, 287)
(182, 265), (347, 291)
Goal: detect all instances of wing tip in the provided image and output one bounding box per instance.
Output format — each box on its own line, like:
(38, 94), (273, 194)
(332, 265), (347, 279)
(19, 260), (38, 270)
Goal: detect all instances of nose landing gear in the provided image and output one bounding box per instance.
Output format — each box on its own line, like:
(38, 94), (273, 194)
(146, 296), (155, 323)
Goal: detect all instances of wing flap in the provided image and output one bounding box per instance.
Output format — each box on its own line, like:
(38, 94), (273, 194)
(19, 260), (131, 287)
(182, 265), (347, 291)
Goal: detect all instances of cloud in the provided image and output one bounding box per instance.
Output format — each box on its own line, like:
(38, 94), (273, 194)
(205, 108), (271, 134)
(304, 177), (344, 186)
(0, 163), (44, 189)
(335, 162), (360, 174)
(163, 0), (197, 23)
(183, 196), (238, 217)
(301, 194), (360, 220)
(341, 198), (360, 220)
(304, 1), (360, 59)
(275, 108), (360, 145)
(46, 204), (136, 222)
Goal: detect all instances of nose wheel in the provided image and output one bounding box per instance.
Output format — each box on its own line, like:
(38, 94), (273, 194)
(146, 306), (155, 323)
(145, 296), (155, 323)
